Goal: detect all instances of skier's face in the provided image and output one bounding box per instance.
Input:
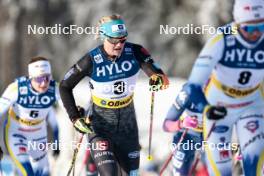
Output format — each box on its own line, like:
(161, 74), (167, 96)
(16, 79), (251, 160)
(104, 37), (126, 58)
(239, 19), (264, 42)
(31, 74), (51, 93)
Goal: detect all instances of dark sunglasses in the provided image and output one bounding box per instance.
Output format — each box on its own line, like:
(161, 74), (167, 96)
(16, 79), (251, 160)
(32, 75), (51, 84)
(240, 22), (264, 33)
(107, 37), (127, 44)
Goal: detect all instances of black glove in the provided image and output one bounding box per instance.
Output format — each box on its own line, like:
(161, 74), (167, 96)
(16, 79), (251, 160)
(0, 147), (3, 160)
(205, 105), (227, 120)
(52, 148), (60, 158)
(149, 74), (169, 91)
(77, 106), (86, 117)
(74, 118), (94, 134)
(52, 141), (60, 158)
(73, 106), (93, 134)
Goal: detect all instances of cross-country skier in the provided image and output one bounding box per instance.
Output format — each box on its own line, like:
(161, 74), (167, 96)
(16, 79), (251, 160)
(59, 14), (169, 176)
(185, 0), (264, 175)
(163, 83), (226, 176)
(0, 57), (61, 176)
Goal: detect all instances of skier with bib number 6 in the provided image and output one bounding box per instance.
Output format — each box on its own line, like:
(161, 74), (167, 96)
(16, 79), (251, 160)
(0, 57), (61, 176)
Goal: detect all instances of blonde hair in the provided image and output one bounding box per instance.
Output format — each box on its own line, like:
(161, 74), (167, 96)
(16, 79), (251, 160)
(95, 14), (123, 39)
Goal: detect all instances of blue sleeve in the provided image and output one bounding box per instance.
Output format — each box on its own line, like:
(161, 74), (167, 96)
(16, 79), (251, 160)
(165, 83), (192, 121)
(165, 83), (208, 121)
(52, 127), (59, 144)
(188, 84), (208, 113)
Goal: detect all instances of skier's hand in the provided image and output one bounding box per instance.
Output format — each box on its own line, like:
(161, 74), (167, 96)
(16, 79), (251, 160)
(52, 149), (60, 158)
(72, 106), (93, 134)
(73, 118), (93, 134)
(77, 106), (85, 117)
(205, 105), (227, 120)
(52, 141), (60, 158)
(149, 74), (169, 91)
(163, 120), (182, 132)
(182, 116), (198, 129)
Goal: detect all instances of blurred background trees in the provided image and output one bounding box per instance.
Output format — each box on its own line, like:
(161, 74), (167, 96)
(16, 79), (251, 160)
(0, 0), (234, 92)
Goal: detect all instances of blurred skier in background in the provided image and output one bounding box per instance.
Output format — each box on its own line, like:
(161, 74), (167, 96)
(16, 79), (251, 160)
(0, 57), (61, 176)
(59, 14), (169, 176)
(185, 0), (264, 175)
(163, 83), (226, 176)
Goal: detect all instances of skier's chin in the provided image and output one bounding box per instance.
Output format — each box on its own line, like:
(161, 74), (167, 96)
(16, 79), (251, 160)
(112, 48), (122, 56)
(37, 86), (49, 93)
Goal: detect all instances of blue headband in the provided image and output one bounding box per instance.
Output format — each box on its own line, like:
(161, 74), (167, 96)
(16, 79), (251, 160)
(100, 19), (128, 38)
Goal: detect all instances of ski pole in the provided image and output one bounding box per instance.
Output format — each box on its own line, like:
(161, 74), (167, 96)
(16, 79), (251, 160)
(147, 91), (155, 161)
(159, 128), (189, 176)
(188, 121), (216, 176)
(67, 133), (84, 176)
